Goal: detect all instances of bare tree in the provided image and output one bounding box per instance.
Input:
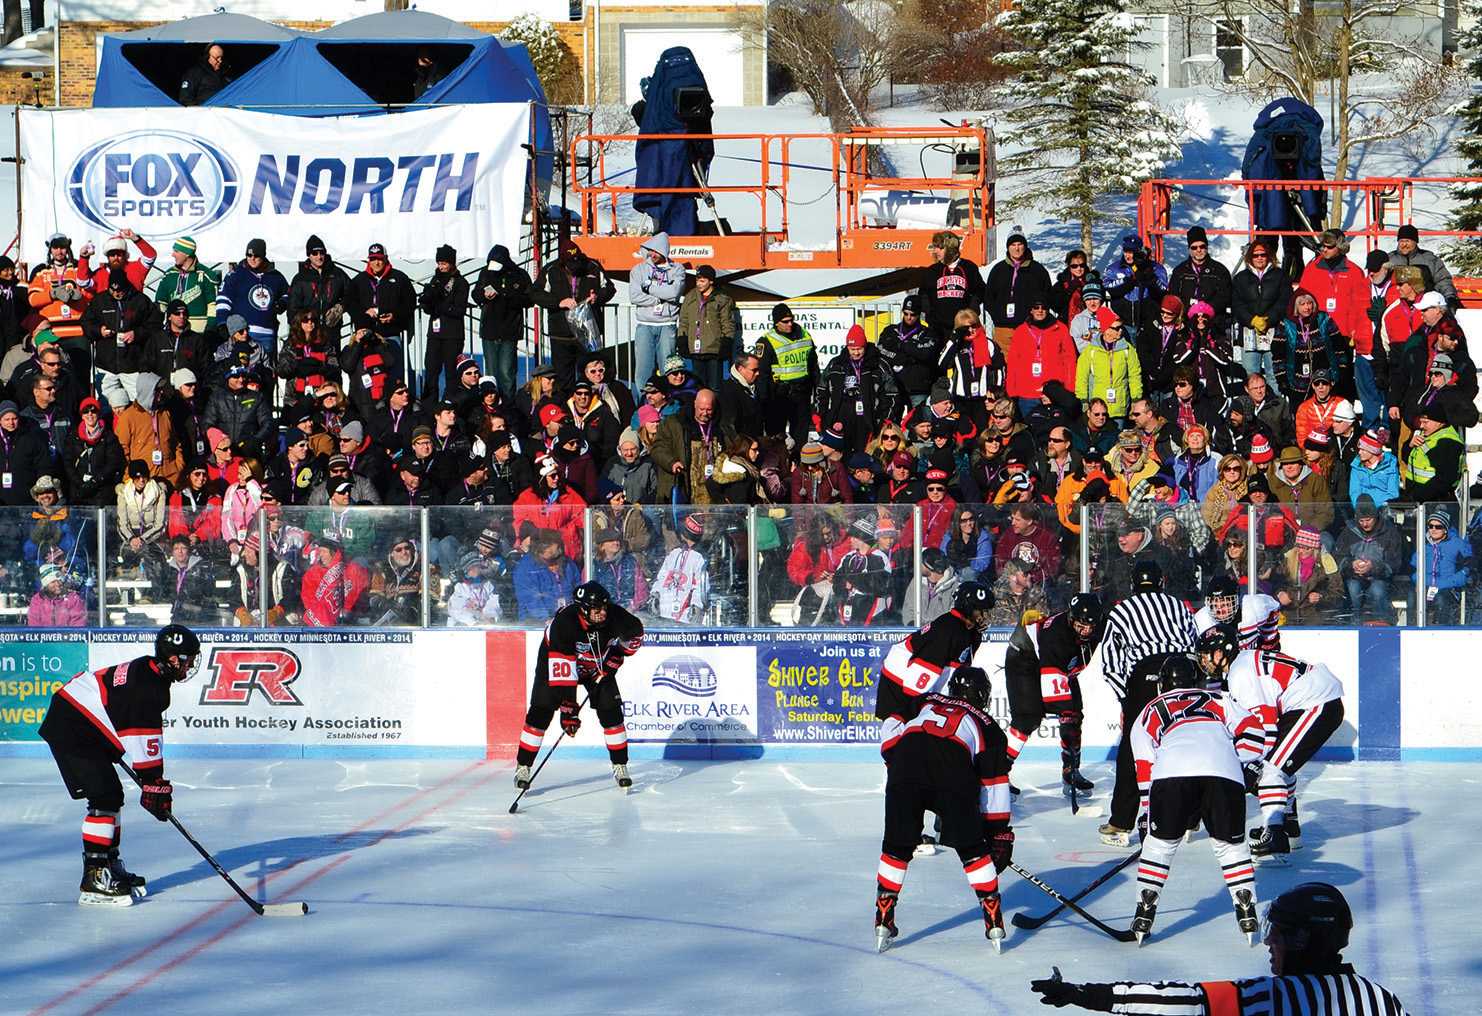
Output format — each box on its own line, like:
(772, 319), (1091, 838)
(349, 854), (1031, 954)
(1174, 1), (1462, 185)
(762, 0), (901, 131)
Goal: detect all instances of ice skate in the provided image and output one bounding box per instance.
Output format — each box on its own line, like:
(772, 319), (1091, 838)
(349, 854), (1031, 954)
(1061, 769), (1094, 796)
(108, 855), (147, 899)
(980, 891), (1005, 953)
(1250, 824), (1290, 862)
(79, 864), (134, 907)
(913, 834), (938, 858)
(612, 763), (633, 791)
(874, 891), (898, 953)
(1098, 822), (1131, 847)
(1284, 800), (1302, 848)
(514, 765), (532, 790)
(1233, 888), (1259, 946)
(1130, 888), (1159, 946)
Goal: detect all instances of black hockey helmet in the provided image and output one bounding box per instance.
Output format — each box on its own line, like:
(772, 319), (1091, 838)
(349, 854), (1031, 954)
(1067, 592), (1102, 635)
(953, 581), (994, 630)
(573, 581), (611, 615)
(1263, 882), (1352, 964)
(1206, 575), (1239, 622)
(947, 665), (990, 710)
(154, 624), (201, 681)
(1196, 626), (1240, 681)
(1156, 653), (1199, 694)
(1131, 559), (1163, 593)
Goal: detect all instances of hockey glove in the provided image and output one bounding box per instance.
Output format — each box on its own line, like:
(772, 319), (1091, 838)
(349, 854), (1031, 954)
(140, 778), (173, 822)
(1029, 974), (1113, 1009)
(987, 829), (1015, 872)
(559, 701), (581, 737)
(1242, 760), (1263, 795)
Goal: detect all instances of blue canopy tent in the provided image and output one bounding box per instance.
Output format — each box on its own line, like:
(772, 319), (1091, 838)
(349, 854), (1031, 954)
(91, 11), (552, 200)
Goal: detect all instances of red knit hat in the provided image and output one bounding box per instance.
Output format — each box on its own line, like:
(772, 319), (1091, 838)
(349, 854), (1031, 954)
(1249, 433), (1274, 465)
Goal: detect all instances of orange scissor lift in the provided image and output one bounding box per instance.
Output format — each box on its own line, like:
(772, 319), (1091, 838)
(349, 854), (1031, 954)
(565, 124), (995, 278)
(1138, 176), (1482, 307)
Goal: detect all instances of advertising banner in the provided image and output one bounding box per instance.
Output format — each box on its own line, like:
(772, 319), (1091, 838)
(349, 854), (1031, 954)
(739, 304), (857, 366)
(0, 631), (90, 741)
(87, 629), (487, 750)
(19, 105), (531, 269)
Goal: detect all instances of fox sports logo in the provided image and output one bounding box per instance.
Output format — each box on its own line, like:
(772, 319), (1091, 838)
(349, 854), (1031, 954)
(67, 131), (239, 240)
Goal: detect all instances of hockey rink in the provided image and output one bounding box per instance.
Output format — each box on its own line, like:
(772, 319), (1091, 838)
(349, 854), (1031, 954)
(1, 756), (1473, 1014)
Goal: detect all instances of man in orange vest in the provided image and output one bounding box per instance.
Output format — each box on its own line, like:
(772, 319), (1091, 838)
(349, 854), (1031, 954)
(28, 233), (93, 376)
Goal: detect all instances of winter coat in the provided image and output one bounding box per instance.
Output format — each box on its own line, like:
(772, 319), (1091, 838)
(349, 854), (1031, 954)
(112, 374), (184, 488)
(907, 568), (961, 625)
(301, 550), (371, 627)
(628, 234), (685, 326)
(815, 346), (900, 455)
(167, 487), (222, 543)
(940, 524), (993, 575)
(1069, 305), (1120, 353)
(28, 587), (87, 627)
(1418, 529), (1469, 592)
(1054, 469), (1129, 531)
(513, 486), (587, 560)
(62, 421), (125, 506)
(1279, 548), (1342, 622)
(1270, 464), (1333, 531)
(920, 257), (989, 334)
(1075, 337), (1143, 418)
(154, 264), (221, 333)
(1168, 257), (1234, 328)
(220, 479), (263, 545)
(1389, 320), (1478, 425)
(992, 520), (1061, 587)
(1103, 254), (1169, 338)
(941, 327), (1007, 404)
(275, 336), (344, 406)
(0, 275), (29, 350)
(28, 262), (90, 339)
(1276, 308), (1344, 402)
(1336, 516), (1403, 581)
(287, 259), (352, 337)
(877, 319), (944, 397)
(216, 259), (290, 346)
(512, 551), (582, 619)
(532, 252), (615, 341)
(1005, 318), (1077, 399)
(1173, 450), (1220, 503)
(603, 454), (659, 505)
(1300, 257), (1373, 355)
(147, 323), (213, 382)
(984, 249), (1052, 331)
(1348, 451), (1400, 509)
(418, 268), (470, 343)
(1159, 324), (1241, 403)
(151, 550), (220, 624)
(650, 408), (727, 503)
(790, 463), (853, 505)
(474, 245), (534, 342)
(339, 334), (404, 416)
(202, 383), (274, 452)
(1231, 261), (1291, 340)
(114, 479), (167, 543)
(676, 285), (737, 358)
(81, 285), (160, 375)
(1388, 246), (1458, 305)
(346, 262), (416, 340)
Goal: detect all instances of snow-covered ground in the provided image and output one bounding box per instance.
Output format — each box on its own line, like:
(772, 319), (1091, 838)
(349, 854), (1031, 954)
(0, 756), (1472, 1014)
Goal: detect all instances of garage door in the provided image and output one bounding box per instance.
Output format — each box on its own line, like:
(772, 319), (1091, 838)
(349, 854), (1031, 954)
(621, 27), (745, 108)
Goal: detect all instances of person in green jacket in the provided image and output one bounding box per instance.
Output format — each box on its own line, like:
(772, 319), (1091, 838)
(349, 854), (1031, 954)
(152, 236), (220, 334)
(1074, 318), (1142, 425)
(675, 265), (737, 394)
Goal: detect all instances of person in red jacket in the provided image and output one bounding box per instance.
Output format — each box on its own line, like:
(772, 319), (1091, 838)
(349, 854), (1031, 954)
(1005, 297), (1077, 415)
(82, 230), (157, 296)
(1300, 229), (1371, 395)
(918, 467), (959, 549)
(165, 462), (223, 549)
(514, 453), (587, 559)
(301, 538), (370, 627)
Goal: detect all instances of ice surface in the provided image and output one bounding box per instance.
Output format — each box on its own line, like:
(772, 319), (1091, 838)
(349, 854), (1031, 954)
(0, 757), (1473, 1014)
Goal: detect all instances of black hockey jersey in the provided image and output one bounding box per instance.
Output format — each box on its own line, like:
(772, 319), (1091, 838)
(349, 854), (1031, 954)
(881, 692), (1012, 830)
(1006, 610), (1095, 707)
(39, 657), (171, 776)
(875, 609), (981, 724)
(536, 601), (645, 695)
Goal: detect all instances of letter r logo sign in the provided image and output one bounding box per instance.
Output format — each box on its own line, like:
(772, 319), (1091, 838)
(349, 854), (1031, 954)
(199, 649), (303, 706)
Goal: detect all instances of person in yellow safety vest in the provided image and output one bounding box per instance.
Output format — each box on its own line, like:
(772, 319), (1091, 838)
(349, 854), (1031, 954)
(1401, 402), (1463, 503)
(754, 302), (819, 450)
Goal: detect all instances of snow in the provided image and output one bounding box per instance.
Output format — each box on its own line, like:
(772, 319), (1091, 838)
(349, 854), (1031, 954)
(0, 756), (1473, 1014)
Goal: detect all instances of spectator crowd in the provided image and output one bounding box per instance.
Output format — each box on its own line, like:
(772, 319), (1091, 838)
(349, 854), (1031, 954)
(0, 218), (1476, 630)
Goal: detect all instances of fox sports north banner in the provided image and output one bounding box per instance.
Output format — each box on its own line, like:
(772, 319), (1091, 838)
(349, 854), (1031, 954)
(19, 104), (532, 266)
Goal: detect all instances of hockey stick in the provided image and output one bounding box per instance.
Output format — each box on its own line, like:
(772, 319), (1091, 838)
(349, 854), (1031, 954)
(1010, 850), (1139, 931)
(509, 691), (591, 814)
(117, 762), (307, 917)
(1008, 862), (1137, 942)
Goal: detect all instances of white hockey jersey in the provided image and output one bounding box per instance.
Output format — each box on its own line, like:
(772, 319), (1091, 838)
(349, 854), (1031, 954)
(1224, 650), (1344, 732)
(1193, 593), (1281, 650)
(1132, 688), (1265, 794)
(652, 545), (710, 623)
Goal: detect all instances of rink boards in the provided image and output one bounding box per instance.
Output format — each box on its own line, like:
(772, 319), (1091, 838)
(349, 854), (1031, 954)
(0, 625), (1470, 760)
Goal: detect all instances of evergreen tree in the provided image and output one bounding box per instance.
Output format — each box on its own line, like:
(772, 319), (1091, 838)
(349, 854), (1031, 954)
(1447, 22), (1482, 275)
(994, 0), (1184, 253)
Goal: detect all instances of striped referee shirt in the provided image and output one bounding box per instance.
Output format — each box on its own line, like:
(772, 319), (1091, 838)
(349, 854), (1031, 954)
(1100, 970), (1411, 1014)
(1100, 592), (1198, 700)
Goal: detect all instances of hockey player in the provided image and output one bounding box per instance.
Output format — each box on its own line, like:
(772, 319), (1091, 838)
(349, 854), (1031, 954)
(1196, 628), (1345, 859)
(1129, 654), (1266, 945)
(38, 624), (202, 906)
(876, 581), (994, 733)
(874, 666), (1014, 953)
(1031, 882), (1412, 1014)
(1003, 592), (1103, 797)
(1193, 575), (1281, 651)
(516, 581), (645, 791)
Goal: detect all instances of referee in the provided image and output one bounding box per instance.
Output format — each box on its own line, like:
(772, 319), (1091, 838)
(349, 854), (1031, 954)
(1095, 560), (1197, 846)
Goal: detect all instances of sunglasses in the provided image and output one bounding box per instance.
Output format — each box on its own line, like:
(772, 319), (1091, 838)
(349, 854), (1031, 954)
(81, 407), (99, 415)
(991, 412), (1011, 420)
(1312, 379), (1332, 386)
(1321, 243), (1339, 250)
(1189, 243), (1208, 250)
(170, 308), (187, 316)
(881, 434), (900, 442)
(926, 484), (947, 492)
(1223, 465), (1242, 473)
(37, 385), (54, 392)
(1048, 436), (1068, 443)
(1069, 262), (1087, 269)
(776, 317), (795, 324)
(463, 367), (479, 374)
